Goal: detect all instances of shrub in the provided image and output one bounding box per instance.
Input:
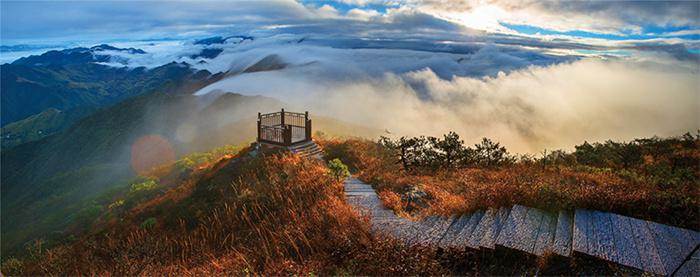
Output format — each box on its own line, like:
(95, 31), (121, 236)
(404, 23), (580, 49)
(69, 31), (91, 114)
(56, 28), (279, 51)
(108, 199), (125, 210)
(129, 178), (158, 194)
(328, 158), (350, 181)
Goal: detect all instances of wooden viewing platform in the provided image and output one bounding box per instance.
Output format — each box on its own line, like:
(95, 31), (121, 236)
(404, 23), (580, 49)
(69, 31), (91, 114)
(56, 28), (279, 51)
(344, 177), (700, 276)
(257, 109), (312, 147)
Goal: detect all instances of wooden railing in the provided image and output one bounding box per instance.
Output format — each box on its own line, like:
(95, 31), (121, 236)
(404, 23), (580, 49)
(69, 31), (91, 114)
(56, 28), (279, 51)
(257, 109), (312, 146)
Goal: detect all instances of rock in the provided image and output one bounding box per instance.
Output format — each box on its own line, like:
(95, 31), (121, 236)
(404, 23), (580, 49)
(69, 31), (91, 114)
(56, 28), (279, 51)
(401, 184), (429, 212)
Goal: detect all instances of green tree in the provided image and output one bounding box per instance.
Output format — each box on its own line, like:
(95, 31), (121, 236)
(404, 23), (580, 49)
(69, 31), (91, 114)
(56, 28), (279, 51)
(474, 137), (512, 168)
(434, 131), (464, 168)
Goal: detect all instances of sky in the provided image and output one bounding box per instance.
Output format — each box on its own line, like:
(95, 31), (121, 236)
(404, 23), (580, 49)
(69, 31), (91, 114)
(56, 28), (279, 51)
(1, 0), (699, 60)
(1, 0), (698, 152)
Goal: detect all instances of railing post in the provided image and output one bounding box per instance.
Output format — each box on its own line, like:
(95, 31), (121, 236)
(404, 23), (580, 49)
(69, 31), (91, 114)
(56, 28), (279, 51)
(306, 119), (312, 142)
(284, 125), (292, 145)
(280, 108), (285, 126)
(257, 112), (261, 142)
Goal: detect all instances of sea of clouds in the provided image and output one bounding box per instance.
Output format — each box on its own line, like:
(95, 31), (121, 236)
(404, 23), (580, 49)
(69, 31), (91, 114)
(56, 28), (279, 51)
(22, 34), (698, 154)
(171, 36), (697, 153)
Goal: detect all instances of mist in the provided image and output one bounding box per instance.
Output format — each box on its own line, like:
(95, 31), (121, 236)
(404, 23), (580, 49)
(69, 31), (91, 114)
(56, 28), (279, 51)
(196, 57), (699, 153)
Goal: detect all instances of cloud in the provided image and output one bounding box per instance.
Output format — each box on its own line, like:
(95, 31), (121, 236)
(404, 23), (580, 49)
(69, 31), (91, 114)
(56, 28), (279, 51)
(194, 50), (699, 153)
(419, 0), (700, 34)
(2, 0), (697, 65)
(0, 0), (313, 41)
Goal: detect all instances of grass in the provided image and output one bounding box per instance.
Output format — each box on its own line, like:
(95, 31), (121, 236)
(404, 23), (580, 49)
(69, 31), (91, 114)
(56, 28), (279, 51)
(9, 151), (447, 275)
(6, 150), (630, 275)
(319, 135), (699, 230)
(4, 134), (696, 275)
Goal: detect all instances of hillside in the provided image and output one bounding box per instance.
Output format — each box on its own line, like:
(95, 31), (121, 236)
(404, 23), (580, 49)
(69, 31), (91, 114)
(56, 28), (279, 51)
(0, 83), (382, 257)
(3, 146), (384, 275)
(0, 144), (548, 275)
(0, 90), (281, 255)
(0, 107), (96, 148)
(7, 133), (698, 275)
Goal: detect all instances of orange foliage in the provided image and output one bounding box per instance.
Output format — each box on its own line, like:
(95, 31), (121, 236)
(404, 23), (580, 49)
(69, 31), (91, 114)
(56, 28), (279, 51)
(321, 139), (699, 230)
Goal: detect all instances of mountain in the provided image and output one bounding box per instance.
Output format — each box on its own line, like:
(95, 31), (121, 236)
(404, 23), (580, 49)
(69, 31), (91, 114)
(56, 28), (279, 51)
(0, 106), (95, 148)
(0, 44), (207, 126)
(193, 35), (253, 45)
(10, 44), (144, 66)
(190, 48), (223, 59)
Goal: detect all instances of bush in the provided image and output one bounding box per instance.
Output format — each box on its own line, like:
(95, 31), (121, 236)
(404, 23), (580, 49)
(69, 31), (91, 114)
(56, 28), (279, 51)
(129, 178), (158, 194)
(328, 158), (350, 181)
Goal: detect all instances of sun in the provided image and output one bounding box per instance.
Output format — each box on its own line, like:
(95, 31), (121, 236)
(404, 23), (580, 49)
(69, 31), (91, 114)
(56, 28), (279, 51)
(440, 4), (510, 33)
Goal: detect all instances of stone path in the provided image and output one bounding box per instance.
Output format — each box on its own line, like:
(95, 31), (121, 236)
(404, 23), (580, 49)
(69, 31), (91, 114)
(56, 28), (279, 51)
(343, 177), (700, 276)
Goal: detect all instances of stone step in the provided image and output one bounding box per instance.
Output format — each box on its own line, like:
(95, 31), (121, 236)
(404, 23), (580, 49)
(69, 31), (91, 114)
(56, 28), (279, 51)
(438, 214), (473, 249)
(467, 208), (498, 249)
(647, 220), (698, 276)
(408, 216), (442, 245)
(424, 216), (458, 247)
(533, 211), (557, 256)
(411, 216), (456, 247)
(495, 205), (557, 255)
(552, 210), (573, 257)
(453, 210), (485, 249)
(496, 205), (528, 251)
(342, 177), (700, 276)
(608, 213), (644, 271)
(479, 207), (511, 249)
(674, 246), (700, 276)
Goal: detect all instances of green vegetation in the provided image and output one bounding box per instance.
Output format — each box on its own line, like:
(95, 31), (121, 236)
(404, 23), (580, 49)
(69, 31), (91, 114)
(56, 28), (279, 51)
(379, 132), (514, 171)
(328, 158), (350, 181)
(0, 107), (95, 148)
(175, 145), (239, 172)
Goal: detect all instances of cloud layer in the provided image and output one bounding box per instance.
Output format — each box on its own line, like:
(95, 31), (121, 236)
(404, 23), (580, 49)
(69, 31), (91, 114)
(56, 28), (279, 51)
(195, 45), (699, 153)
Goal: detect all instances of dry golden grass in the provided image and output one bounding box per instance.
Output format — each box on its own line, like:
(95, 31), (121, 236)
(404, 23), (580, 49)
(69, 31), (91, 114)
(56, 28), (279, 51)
(9, 137), (695, 275)
(319, 138), (700, 230)
(13, 152), (450, 275)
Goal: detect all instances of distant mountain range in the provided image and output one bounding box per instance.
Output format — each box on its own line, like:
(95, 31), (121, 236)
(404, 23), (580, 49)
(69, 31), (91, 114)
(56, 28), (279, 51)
(1, 44), (215, 133)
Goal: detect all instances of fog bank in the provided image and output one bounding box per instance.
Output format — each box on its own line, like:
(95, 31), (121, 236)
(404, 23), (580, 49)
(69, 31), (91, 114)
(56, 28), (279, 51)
(197, 55), (698, 153)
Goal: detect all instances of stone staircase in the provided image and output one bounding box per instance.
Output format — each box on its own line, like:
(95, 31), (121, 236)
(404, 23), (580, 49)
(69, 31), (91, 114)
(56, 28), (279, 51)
(288, 140), (323, 159)
(344, 177), (700, 276)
